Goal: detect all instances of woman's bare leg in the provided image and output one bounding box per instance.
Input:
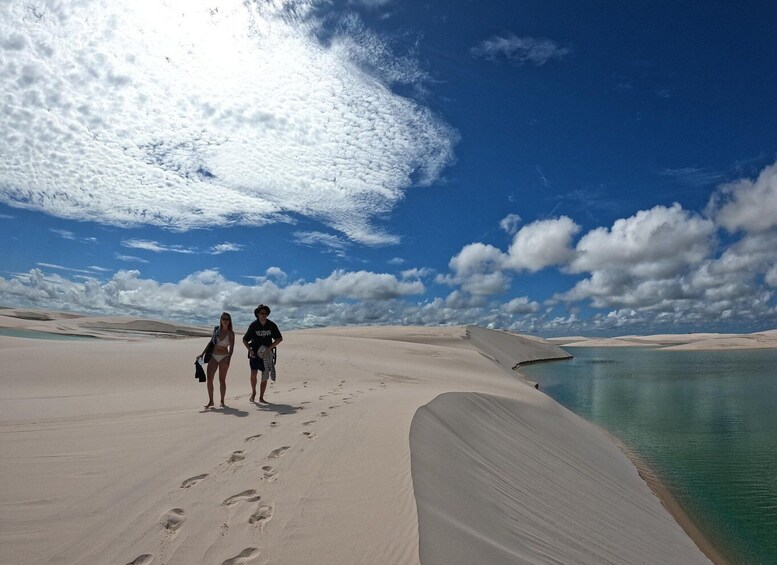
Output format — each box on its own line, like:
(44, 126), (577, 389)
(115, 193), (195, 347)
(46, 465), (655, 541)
(205, 359), (218, 408)
(218, 360), (230, 407)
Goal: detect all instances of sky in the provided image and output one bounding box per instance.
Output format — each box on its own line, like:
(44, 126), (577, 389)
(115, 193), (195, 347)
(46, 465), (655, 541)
(1, 0), (777, 336)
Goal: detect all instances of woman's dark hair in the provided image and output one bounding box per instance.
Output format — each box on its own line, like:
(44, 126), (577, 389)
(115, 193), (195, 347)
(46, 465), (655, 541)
(254, 304), (271, 317)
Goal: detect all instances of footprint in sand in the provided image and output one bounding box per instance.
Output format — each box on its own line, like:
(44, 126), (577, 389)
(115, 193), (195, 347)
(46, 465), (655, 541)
(160, 508), (185, 533)
(270, 421), (279, 427)
(302, 431), (318, 440)
(319, 411), (329, 417)
(228, 451), (246, 463)
(221, 547), (260, 565)
(249, 504), (274, 528)
(244, 434), (263, 442)
(261, 465), (278, 481)
(329, 405), (340, 409)
(268, 446), (290, 459)
(302, 420), (316, 426)
(127, 555), (153, 565)
(181, 474), (208, 488)
(223, 490), (261, 506)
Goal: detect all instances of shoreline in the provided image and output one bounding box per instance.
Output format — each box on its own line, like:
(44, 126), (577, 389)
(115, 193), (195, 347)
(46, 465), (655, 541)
(600, 428), (730, 565)
(514, 363), (728, 563)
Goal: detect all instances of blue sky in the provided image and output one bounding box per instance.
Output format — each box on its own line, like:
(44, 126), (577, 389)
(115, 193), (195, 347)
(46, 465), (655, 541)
(1, 0), (777, 335)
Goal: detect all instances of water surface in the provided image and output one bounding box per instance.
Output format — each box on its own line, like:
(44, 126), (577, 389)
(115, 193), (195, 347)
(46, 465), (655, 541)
(521, 347), (777, 564)
(0, 328), (96, 341)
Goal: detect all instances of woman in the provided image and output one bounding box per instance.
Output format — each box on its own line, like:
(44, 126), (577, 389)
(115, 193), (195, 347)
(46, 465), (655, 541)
(242, 304), (283, 403)
(199, 312), (235, 408)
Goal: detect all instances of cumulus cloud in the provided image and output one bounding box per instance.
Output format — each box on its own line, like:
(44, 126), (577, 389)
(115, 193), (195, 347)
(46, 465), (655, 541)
(0, 0), (456, 244)
(569, 204), (714, 278)
(447, 242), (506, 276)
(442, 217), (578, 297)
(708, 161), (777, 233)
(506, 216), (580, 272)
(502, 296), (540, 314)
(0, 266), (425, 324)
(209, 242), (244, 254)
(550, 205), (715, 310)
(471, 34), (570, 65)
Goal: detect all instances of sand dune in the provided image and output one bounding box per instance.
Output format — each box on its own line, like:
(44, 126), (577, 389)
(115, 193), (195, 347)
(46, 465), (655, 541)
(0, 307), (211, 339)
(0, 312), (713, 564)
(551, 330), (777, 351)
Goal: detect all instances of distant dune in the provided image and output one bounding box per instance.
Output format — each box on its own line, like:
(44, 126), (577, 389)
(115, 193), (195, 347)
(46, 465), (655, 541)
(0, 307), (211, 339)
(550, 330), (777, 351)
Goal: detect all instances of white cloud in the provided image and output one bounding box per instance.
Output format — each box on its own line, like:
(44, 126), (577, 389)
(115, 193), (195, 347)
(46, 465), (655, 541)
(50, 229), (97, 244)
(2, 262), (775, 334)
(0, 266), (425, 324)
(0, 0), (456, 245)
(471, 34), (570, 65)
(708, 161), (777, 233)
(569, 204), (714, 278)
(448, 242), (505, 276)
(115, 253), (149, 263)
(400, 267), (434, 280)
(293, 231), (352, 255)
(766, 264), (777, 287)
(499, 213), (522, 234)
(441, 217), (578, 297)
(209, 242), (244, 254)
(348, 0), (393, 8)
(660, 166), (725, 188)
(506, 216), (580, 272)
(121, 239), (195, 254)
(264, 267), (288, 284)
(502, 296), (540, 314)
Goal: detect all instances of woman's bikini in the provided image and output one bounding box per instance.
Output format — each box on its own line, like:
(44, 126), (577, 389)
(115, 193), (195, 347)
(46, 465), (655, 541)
(211, 333), (232, 363)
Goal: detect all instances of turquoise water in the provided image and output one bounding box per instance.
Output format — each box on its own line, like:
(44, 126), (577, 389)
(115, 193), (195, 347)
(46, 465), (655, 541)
(0, 328), (96, 340)
(521, 347), (777, 564)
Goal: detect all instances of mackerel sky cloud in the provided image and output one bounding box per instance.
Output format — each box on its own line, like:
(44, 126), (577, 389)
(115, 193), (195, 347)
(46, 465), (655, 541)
(0, 0), (455, 244)
(1, 0), (777, 335)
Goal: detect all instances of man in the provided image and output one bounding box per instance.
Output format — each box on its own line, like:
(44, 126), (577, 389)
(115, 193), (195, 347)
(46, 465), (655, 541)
(242, 304), (283, 403)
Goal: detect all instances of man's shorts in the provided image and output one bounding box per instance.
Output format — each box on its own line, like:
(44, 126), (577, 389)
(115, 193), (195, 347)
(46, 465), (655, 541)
(249, 356), (265, 372)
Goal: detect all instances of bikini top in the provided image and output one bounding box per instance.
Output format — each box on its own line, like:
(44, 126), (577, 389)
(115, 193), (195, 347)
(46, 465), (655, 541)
(216, 334), (230, 347)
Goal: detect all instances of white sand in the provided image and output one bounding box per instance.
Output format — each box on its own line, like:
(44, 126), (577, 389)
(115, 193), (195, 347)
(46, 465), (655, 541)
(552, 330), (777, 351)
(0, 310), (714, 564)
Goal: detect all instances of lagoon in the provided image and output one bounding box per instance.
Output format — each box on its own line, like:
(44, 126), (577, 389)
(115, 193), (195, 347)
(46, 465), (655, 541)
(0, 328), (96, 341)
(522, 347), (777, 564)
